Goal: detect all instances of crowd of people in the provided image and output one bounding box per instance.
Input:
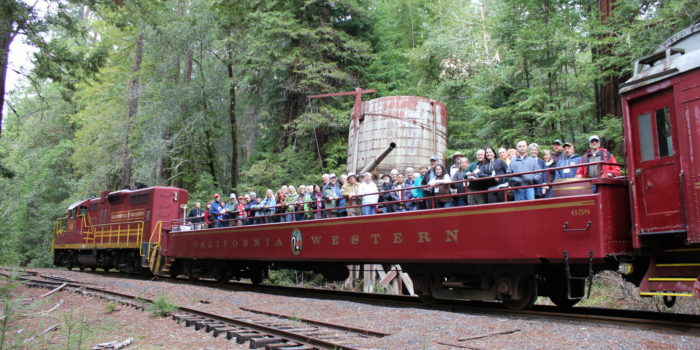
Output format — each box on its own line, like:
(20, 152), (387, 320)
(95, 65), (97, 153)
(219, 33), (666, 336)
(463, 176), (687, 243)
(187, 135), (621, 228)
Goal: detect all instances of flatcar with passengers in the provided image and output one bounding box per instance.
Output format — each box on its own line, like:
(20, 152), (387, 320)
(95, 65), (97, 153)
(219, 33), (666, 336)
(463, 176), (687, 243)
(52, 24), (700, 309)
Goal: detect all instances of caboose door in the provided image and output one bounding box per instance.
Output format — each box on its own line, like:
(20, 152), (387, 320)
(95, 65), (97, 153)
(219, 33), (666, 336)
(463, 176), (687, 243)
(628, 89), (684, 234)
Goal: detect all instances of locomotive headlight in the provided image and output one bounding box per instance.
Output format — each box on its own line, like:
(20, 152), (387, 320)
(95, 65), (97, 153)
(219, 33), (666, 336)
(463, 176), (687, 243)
(618, 263), (634, 275)
(173, 191), (178, 202)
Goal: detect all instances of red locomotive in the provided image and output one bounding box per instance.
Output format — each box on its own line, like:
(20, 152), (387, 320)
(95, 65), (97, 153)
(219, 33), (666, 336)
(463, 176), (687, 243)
(52, 24), (700, 309)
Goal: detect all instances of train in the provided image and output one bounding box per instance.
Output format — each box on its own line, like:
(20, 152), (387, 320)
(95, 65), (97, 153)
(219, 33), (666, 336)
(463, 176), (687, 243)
(52, 24), (700, 309)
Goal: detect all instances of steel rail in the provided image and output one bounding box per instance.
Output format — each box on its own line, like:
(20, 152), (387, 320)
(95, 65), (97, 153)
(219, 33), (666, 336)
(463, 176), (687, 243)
(7, 269), (700, 335)
(7, 274), (366, 350)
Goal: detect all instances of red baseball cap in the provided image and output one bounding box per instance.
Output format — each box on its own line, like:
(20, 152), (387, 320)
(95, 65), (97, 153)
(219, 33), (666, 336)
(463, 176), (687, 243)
(214, 193), (220, 198)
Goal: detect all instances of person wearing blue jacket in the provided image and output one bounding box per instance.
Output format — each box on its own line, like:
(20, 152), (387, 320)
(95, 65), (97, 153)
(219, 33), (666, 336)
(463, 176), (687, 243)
(554, 142), (581, 181)
(210, 193), (227, 227)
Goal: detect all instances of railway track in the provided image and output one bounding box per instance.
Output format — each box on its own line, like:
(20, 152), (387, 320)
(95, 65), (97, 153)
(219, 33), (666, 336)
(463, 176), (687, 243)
(3, 268), (699, 341)
(1, 270), (387, 350)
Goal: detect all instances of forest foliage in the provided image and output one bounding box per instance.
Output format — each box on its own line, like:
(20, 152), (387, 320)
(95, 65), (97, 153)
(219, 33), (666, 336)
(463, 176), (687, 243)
(0, 0), (698, 266)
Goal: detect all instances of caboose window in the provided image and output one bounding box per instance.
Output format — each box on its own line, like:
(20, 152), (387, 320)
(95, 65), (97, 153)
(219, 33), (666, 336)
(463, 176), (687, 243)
(637, 112), (654, 161)
(655, 107), (673, 158)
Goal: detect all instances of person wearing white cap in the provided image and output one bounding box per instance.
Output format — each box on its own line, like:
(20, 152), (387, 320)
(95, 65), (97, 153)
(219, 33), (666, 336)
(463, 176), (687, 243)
(576, 135), (621, 189)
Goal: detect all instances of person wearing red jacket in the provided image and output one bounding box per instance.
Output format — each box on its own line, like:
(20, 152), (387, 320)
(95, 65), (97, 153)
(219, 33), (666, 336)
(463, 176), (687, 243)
(576, 135), (621, 179)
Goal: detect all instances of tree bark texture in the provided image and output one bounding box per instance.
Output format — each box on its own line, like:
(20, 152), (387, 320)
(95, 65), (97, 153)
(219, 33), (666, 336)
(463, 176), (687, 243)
(121, 31), (144, 188)
(595, 0), (623, 119)
(0, 12), (17, 141)
(227, 46), (238, 193)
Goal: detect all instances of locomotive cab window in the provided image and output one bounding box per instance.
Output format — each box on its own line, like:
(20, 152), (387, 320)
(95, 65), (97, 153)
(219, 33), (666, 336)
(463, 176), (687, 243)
(636, 107), (673, 162)
(79, 206), (87, 216)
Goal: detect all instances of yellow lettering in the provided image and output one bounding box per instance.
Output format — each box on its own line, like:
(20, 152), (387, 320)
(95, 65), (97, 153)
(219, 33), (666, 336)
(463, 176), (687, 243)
(254, 239), (260, 247)
(445, 229), (459, 242)
(193, 242), (198, 248)
(223, 240), (228, 248)
(310, 236), (322, 245)
(208, 241), (213, 248)
(351, 235), (359, 245)
(371, 234), (381, 244)
(243, 240), (248, 248)
(392, 232), (403, 244)
(417, 232), (431, 243)
(275, 238), (283, 247)
(265, 238), (270, 247)
(216, 240), (220, 248)
(331, 235), (340, 246)
(232, 240), (238, 247)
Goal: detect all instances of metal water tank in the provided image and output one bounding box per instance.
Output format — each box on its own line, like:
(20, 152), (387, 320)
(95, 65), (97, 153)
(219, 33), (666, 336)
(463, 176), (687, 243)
(347, 96), (448, 175)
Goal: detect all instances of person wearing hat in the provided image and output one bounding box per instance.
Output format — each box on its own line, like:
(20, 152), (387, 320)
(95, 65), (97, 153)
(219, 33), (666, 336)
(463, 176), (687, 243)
(379, 173), (395, 213)
(554, 141), (581, 181)
(322, 174), (342, 218)
(210, 193), (227, 227)
(421, 155), (440, 208)
(552, 139), (564, 161)
(576, 136), (621, 192)
(223, 193), (237, 225)
(342, 172), (361, 216)
(449, 151), (464, 177)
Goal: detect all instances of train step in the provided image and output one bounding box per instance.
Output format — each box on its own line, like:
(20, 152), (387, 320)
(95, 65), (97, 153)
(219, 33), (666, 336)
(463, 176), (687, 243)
(639, 258), (700, 298)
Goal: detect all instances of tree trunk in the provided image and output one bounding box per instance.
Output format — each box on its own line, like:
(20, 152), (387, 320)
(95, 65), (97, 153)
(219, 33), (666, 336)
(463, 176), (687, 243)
(0, 15), (16, 141)
(595, 0), (623, 120)
(121, 31), (144, 188)
(226, 46), (238, 193)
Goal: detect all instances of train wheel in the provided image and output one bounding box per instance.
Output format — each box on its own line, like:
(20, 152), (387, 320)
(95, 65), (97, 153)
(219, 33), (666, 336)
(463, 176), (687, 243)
(249, 268), (264, 285)
(503, 275), (538, 310)
(663, 295), (676, 308)
(214, 268), (231, 284)
(78, 265), (85, 272)
(90, 267), (97, 272)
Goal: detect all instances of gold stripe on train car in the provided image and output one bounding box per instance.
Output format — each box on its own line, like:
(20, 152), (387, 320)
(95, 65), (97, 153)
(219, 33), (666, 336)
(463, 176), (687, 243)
(53, 243), (141, 249)
(664, 248), (700, 253)
(553, 186), (590, 191)
(639, 292), (694, 297)
(648, 277), (697, 282)
(172, 199), (597, 237)
(655, 263), (700, 267)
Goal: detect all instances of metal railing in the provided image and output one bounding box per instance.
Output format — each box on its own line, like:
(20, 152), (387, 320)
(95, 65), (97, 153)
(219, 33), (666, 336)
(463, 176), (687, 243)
(168, 161), (625, 231)
(81, 218), (144, 248)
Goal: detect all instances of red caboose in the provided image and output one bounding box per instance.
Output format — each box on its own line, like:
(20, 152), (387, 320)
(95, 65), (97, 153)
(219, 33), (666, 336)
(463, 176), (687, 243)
(53, 186), (188, 273)
(619, 23), (700, 302)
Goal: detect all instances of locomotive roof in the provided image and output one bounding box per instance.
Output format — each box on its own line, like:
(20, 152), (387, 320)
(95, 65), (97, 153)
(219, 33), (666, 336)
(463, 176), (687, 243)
(620, 22), (700, 94)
